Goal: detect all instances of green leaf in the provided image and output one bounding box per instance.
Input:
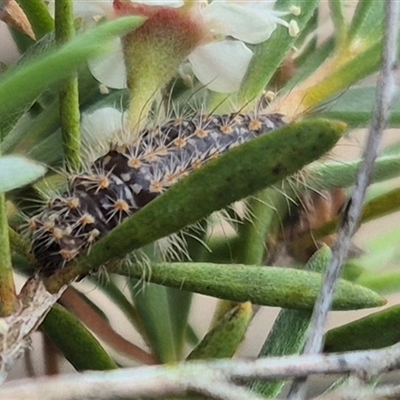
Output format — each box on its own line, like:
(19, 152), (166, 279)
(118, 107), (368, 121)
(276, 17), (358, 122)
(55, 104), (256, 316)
(166, 224), (207, 358)
(1, 64), (102, 155)
(186, 324), (200, 346)
(325, 305), (400, 352)
(236, 188), (287, 265)
(130, 281), (177, 363)
(203, 235), (238, 264)
(41, 303), (117, 371)
(320, 87), (400, 127)
(49, 119), (344, 286)
(251, 246), (331, 397)
(187, 301), (252, 360)
(289, 187), (400, 253)
(25, 130), (64, 167)
(16, 0), (54, 39)
(0, 16), (144, 122)
(7, 86), (128, 168)
(288, 39), (334, 89)
(355, 225), (400, 276)
(8, 27), (35, 54)
(293, 8), (318, 51)
(361, 187), (400, 221)
(2, 107), (59, 156)
(329, 0), (347, 43)
(274, 15), (385, 118)
(238, 0), (320, 104)
(295, 40), (382, 114)
(309, 154), (400, 190)
(167, 287), (193, 359)
(0, 155), (46, 193)
(0, 32), (56, 138)
(358, 271), (400, 295)
(117, 262), (385, 311)
(341, 260), (365, 282)
(90, 276), (146, 340)
(348, 0), (384, 42)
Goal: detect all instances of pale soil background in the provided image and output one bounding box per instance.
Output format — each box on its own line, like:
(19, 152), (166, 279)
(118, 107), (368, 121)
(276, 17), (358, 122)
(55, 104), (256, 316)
(2, 3), (400, 396)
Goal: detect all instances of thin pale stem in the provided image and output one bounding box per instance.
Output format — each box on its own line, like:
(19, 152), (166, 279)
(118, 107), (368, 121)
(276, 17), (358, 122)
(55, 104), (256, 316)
(287, 0), (400, 398)
(55, 0), (81, 172)
(3, 343), (400, 400)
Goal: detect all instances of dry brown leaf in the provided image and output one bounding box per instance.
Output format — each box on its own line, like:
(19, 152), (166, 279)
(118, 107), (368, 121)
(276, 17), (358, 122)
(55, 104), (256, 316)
(0, 0), (35, 40)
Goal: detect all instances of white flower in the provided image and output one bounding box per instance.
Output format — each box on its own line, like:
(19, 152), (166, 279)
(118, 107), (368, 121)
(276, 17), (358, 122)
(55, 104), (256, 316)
(47, 0), (183, 18)
(81, 106), (127, 159)
(67, 0), (299, 93)
(187, 41), (253, 93)
(47, 0), (115, 20)
(202, 0), (294, 45)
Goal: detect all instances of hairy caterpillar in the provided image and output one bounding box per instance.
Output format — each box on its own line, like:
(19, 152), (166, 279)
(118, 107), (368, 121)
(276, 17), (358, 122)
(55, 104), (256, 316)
(30, 112), (286, 274)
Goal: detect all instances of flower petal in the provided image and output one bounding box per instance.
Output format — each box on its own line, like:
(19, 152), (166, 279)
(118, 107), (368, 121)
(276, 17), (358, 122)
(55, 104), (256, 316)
(133, 0), (184, 7)
(81, 107), (125, 158)
(47, 0), (115, 19)
(188, 40), (253, 93)
(87, 39), (127, 89)
(203, 1), (289, 44)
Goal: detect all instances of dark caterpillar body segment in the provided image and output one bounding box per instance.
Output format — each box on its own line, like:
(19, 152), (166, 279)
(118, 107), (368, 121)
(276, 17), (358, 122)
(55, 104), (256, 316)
(31, 113), (286, 273)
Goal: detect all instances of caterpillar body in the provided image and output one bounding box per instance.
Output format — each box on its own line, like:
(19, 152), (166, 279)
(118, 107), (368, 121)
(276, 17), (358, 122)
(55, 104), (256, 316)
(30, 112), (286, 274)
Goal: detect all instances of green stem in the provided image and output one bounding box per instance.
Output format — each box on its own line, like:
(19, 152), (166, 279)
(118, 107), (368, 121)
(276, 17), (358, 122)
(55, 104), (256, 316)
(329, 0), (347, 47)
(237, 188), (287, 266)
(55, 0), (80, 171)
(126, 77), (156, 133)
(16, 0), (54, 39)
(0, 147), (19, 316)
(8, 227), (36, 265)
(212, 188), (286, 323)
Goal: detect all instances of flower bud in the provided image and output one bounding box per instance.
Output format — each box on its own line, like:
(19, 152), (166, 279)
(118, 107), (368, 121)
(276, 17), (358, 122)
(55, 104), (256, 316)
(113, 0), (209, 130)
